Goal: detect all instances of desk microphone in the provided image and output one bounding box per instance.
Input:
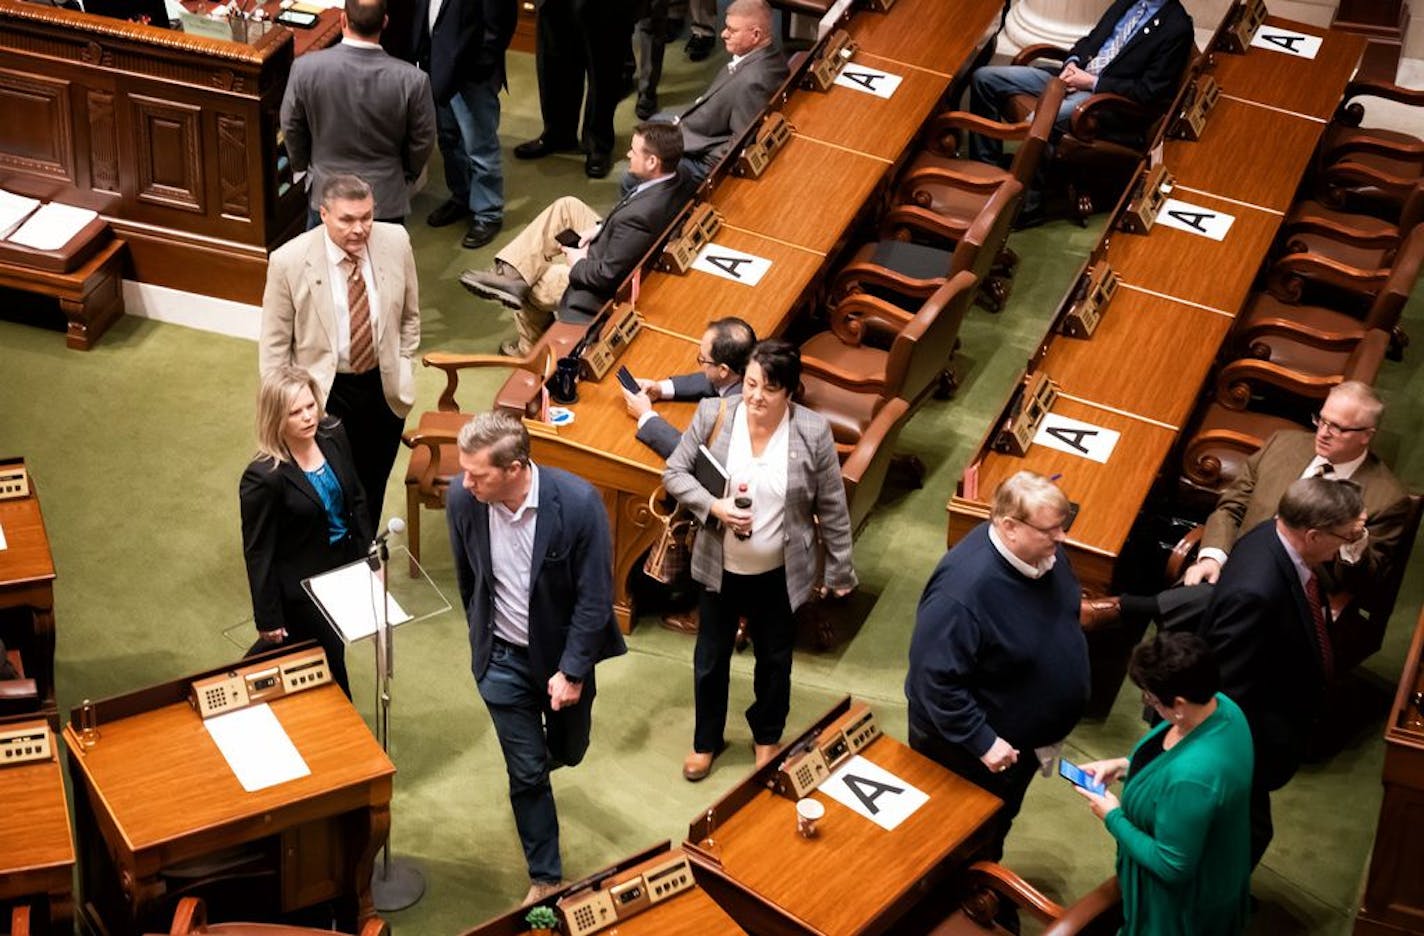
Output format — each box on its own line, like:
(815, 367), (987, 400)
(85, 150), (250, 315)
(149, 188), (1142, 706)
(372, 517), (405, 548)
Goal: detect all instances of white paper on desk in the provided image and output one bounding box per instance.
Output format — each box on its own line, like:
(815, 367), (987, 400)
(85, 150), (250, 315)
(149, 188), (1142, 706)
(0, 522), (7, 551)
(834, 63), (903, 99)
(0, 190), (40, 239)
(204, 703), (310, 792)
(821, 754), (928, 831)
(7, 202), (99, 251)
(691, 242), (772, 286)
(1250, 25), (1322, 59)
(1157, 198), (1235, 242)
(304, 560), (412, 643)
(1034, 411), (1121, 464)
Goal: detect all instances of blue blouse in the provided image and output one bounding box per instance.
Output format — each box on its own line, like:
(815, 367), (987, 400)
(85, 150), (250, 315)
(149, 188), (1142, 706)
(303, 462), (349, 544)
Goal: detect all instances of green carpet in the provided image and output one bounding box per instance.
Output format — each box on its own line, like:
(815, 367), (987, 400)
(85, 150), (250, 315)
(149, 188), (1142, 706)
(2, 36), (1421, 936)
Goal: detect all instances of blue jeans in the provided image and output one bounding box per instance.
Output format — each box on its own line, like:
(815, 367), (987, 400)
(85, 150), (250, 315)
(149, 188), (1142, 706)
(476, 641), (591, 883)
(437, 70), (504, 224)
(968, 64), (1090, 163)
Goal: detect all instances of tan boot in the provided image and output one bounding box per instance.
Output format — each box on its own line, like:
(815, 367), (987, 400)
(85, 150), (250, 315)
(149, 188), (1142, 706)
(683, 749), (715, 781)
(523, 879), (566, 905)
(754, 743), (781, 768)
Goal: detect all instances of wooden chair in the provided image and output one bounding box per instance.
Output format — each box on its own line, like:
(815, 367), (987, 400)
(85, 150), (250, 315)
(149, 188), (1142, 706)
(158, 897), (387, 936)
(841, 396), (914, 536)
(0, 644), (39, 718)
(928, 863), (1121, 935)
(402, 331), (577, 576)
(1234, 223), (1424, 363)
(1316, 77), (1424, 217)
(830, 181), (1022, 312)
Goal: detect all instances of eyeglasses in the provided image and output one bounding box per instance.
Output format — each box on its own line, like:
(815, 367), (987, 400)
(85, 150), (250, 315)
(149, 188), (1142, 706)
(1314, 525), (1362, 544)
(1012, 503), (1078, 536)
(696, 354), (717, 366)
(1312, 412), (1372, 435)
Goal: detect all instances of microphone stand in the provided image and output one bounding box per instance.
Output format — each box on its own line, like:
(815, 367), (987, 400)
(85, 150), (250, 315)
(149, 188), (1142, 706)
(367, 532), (425, 910)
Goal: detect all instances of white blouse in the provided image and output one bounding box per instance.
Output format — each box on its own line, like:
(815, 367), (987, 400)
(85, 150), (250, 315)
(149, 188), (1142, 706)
(722, 404), (790, 575)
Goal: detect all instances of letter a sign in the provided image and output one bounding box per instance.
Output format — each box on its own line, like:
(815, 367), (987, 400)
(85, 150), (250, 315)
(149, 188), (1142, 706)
(822, 755), (929, 831)
(1249, 25), (1322, 59)
(692, 242), (773, 287)
(1158, 198), (1236, 242)
(1033, 412), (1121, 464)
(833, 64), (904, 99)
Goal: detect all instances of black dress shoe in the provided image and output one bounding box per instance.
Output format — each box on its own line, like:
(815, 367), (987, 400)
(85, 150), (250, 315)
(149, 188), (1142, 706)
(585, 151), (612, 179)
(461, 218), (502, 250)
(513, 135), (579, 160)
(685, 32), (714, 61)
(636, 92), (658, 120)
(426, 199), (469, 228)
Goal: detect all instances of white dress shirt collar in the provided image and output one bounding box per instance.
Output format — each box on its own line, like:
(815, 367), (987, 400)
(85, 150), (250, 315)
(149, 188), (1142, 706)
(1275, 525), (1314, 591)
(1302, 450), (1368, 481)
(341, 36), (383, 50)
(988, 523), (1054, 579)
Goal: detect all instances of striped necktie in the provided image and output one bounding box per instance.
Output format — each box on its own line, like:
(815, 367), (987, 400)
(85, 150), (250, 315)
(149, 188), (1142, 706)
(1087, 0), (1151, 75)
(1305, 573), (1334, 679)
(344, 253), (377, 373)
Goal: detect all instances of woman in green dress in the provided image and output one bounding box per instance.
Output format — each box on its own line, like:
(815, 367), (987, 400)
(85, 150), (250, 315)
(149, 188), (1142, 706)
(1075, 632), (1254, 936)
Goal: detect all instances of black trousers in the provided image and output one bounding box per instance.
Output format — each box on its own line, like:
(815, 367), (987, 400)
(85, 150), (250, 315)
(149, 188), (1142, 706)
(326, 369), (403, 534)
(535, 0), (636, 155)
(693, 567), (795, 752)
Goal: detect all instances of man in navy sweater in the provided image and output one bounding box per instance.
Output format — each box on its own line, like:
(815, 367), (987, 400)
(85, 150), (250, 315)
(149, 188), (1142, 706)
(906, 471), (1090, 861)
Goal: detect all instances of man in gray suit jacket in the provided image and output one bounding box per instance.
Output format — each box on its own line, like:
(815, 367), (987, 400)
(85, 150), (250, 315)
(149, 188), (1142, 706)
(280, 0), (436, 225)
(624, 317), (755, 458)
(619, 0), (788, 195)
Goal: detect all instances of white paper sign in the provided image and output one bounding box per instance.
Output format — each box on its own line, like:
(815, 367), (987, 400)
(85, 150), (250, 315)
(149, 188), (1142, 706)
(833, 63), (904, 99)
(1250, 25), (1322, 59)
(0, 522), (7, 551)
(304, 559), (413, 643)
(204, 703), (311, 792)
(1033, 412), (1121, 464)
(820, 754), (929, 831)
(691, 242), (773, 286)
(1157, 198), (1236, 242)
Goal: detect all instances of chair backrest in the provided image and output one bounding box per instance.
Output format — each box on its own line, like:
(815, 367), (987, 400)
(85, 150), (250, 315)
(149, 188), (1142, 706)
(1008, 78), (1067, 186)
(951, 180), (1024, 283)
(841, 397), (913, 534)
(883, 270), (980, 405)
(1366, 222), (1424, 330)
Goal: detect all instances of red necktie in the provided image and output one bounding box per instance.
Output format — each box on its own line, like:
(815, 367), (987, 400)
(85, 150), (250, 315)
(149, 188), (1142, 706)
(1306, 573), (1334, 679)
(344, 253), (377, 373)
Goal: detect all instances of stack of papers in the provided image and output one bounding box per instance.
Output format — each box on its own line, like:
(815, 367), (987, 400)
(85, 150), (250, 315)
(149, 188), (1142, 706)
(0, 189), (39, 240)
(7, 201), (99, 252)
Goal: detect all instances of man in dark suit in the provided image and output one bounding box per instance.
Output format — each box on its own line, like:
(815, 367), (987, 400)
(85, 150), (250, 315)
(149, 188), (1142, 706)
(460, 122), (690, 355)
(968, 0), (1193, 164)
(446, 411), (627, 904)
(1197, 478), (1366, 868)
(620, 0), (787, 196)
(413, 0), (516, 248)
(260, 174), (421, 531)
(622, 317), (755, 458)
(280, 0), (436, 227)
(511, 0), (637, 178)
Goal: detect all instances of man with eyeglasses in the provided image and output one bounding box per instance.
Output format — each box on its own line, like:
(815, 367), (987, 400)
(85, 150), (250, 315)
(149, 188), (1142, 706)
(905, 471), (1090, 874)
(1197, 477), (1366, 867)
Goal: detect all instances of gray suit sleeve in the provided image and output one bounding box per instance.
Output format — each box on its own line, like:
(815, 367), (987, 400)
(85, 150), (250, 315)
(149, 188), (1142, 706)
(669, 372), (716, 400)
(405, 72), (438, 182)
(636, 416), (683, 460)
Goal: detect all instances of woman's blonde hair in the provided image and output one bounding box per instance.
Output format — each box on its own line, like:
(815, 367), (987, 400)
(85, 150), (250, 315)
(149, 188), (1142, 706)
(254, 366), (324, 466)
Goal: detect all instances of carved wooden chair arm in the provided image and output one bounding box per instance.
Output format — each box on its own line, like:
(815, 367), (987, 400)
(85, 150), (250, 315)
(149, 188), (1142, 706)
(1011, 43), (1071, 67)
(1324, 129), (1424, 166)
(1267, 251), (1389, 303)
(1181, 426), (1266, 489)
(961, 861), (1067, 925)
(1318, 159), (1419, 202)
(925, 110), (1034, 155)
(401, 427), (461, 494)
(1164, 525), (1205, 583)
(880, 204), (974, 248)
(898, 163), (1009, 195)
(831, 259), (946, 304)
(169, 897), (205, 934)
(1239, 314), (1365, 353)
(799, 353), (888, 394)
(359, 918), (391, 936)
(1283, 210), (1400, 248)
(1068, 92), (1152, 141)
(829, 292), (915, 345)
(1213, 357), (1344, 409)
(422, 349), (552, 412)
(1339, 77), (1424, 123)
(1044, 875), (1123, 935)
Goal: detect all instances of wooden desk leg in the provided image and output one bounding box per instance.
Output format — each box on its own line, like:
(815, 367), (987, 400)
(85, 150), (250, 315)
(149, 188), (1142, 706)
(611, 492), (666, 635)
(62, 254), (125, 351)
(353, 800), (391, 926)
(124, 867), (167, 933)
(32, 599), (55, 709)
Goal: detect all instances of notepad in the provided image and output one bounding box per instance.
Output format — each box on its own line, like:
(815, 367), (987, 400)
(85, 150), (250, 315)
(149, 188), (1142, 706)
(0, 190), (40, 240)
(204, 703), (311, 792)
(7, 202), (98, 252)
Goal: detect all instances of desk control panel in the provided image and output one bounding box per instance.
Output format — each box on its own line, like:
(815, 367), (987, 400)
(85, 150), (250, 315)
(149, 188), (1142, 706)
(1062, 260), (1119, 338)
(0, 457), (30, 501)
(558, 852), (696, 936)
(1118, 164), (1174, 235)
(775, 702), (882, 799)
(805, 29), (857, 92)
(189, 648), (331, 719)
(0, 721), (52, 766)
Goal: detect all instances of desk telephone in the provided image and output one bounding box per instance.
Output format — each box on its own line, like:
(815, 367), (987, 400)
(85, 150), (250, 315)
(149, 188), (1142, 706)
(556, 851), (697, 936)
(774, 702), (882, 799)
(0, 721), (52, 766)
(189, 647), (331, 718)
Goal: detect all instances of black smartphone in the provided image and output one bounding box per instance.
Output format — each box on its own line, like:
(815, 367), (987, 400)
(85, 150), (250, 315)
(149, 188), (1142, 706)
(275, 8), (318, 27)
(554, 228), (581, 248)
(1058, 759), (1106, 795)
(615, 365), (640, 394)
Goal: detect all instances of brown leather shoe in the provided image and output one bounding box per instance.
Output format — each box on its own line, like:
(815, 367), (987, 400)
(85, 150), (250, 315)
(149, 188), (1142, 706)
(683, 750), (715, 782)
(754, 743), (781, 769)
(522, 879), (566, 905)
(1080, 596), (1123, 631)
(660, 608), (699, 634)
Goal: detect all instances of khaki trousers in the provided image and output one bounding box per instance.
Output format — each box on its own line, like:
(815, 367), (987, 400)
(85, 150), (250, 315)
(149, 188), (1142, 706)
(496, 196), (602, 353)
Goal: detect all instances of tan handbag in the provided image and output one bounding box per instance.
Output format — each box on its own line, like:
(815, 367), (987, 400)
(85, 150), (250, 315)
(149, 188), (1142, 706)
(643, 398), (728, 584)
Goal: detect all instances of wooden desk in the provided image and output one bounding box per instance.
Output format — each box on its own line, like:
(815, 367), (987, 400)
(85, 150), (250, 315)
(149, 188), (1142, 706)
(456, 842), (746, 936)
(1210, 17), (1367, 120)
(846, 0), (1001, 77)
(713, 136), (887, 254)
(0, 477), (57, 723)
(1163, 96), (1321, 213)
(949, 396), (1178, 595)
(685, 698), (1000, 935)
(783, 52), (949, 162)
(64, 664), (394, 935)
(1104, 189), (1280, 315)
(1039, 290), (1234, 429)
(0, 718), (74, 933)
(635, 228), (827, 341)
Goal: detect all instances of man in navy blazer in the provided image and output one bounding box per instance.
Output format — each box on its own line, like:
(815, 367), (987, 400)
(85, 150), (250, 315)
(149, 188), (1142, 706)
(623, 317), (755, 458)
(968, 0), (1193, 163)
(446, 410), (626, 904)
(1197, 477), (1365, 869)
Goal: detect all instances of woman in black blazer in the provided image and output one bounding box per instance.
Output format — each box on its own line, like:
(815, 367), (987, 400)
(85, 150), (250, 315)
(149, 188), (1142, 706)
(239, 366), (372, 695)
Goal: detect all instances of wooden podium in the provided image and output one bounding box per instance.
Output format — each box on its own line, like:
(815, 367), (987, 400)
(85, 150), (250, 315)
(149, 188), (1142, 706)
(683, 697), (1002, 935)
(62, 646), (394, 936)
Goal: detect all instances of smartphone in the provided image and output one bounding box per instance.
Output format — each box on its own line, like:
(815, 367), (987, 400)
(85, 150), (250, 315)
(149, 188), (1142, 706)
(275, 8), (318, 26)
(615, 365), (640, 395)
(1058, 759), (1106, 795)
(555, 227), (581, 248)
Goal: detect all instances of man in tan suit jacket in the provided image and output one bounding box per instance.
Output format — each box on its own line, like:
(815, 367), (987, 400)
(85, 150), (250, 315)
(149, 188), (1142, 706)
(260, 174), (421, 530)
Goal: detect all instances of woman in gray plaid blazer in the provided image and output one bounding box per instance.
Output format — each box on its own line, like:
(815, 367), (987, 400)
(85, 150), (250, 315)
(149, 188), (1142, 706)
(663, 340), (856, 782)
